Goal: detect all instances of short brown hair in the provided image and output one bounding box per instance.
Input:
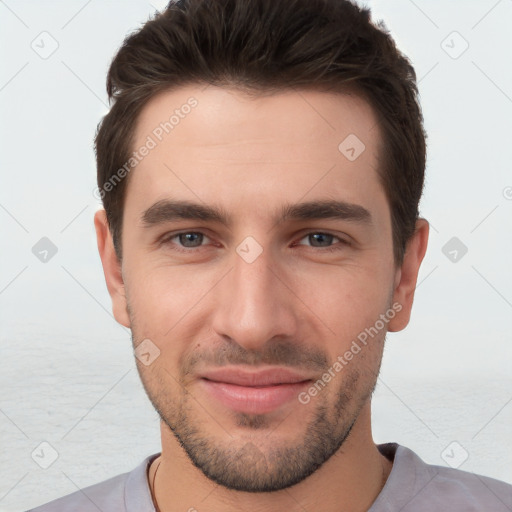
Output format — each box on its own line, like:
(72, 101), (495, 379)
(95, 0), (426, 265)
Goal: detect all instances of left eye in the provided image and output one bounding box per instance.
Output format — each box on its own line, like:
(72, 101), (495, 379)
(296, 232), (345, 248)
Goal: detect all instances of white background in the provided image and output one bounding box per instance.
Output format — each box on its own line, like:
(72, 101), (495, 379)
(1, 1), (511, 510)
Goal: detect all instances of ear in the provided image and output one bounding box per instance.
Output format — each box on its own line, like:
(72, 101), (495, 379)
(94, 209), (131, 328)
(387, 218), (429, 332)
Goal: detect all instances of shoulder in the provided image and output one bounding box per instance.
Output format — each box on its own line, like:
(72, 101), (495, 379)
(27, 472), (128, 512)
(422, 462), (512, 511)
(26, 454), (159, 512)
(374, 443), (512, 512)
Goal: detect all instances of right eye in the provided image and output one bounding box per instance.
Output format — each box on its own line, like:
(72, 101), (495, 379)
(161, 231), (212, 251)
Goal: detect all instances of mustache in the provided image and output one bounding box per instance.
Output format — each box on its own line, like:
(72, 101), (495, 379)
(181, 337), (329, 374)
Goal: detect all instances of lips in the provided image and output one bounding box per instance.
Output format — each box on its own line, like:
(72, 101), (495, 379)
(198, 367), (313, 415)
(200, 367), (312, 386)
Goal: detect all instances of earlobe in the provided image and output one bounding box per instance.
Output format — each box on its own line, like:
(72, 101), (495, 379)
(94, 209), (131, 328)
(387, 219), (429, 332)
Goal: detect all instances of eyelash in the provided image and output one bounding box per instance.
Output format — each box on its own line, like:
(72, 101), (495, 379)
(160, 231), (350, 253)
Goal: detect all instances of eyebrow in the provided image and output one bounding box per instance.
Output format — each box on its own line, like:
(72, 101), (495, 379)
(141, 198), (372, 227)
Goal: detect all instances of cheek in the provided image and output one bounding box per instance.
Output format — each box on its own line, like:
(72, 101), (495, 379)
(290, 268), (394, 373)
(292, 259), (393, 323)
(124, 260), (219, 340)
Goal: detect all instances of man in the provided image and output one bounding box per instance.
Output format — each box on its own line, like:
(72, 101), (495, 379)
(29, 0), (512, 510)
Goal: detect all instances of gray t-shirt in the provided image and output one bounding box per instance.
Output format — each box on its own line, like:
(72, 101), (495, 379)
(27, 443), (512, 511)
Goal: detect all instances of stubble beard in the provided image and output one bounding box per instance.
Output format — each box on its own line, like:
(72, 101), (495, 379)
(135, 345), (380, 492)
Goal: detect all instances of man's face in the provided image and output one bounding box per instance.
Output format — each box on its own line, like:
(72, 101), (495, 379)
(112, 85), (403, 491)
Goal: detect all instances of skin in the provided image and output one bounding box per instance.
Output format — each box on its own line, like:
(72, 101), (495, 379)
(95, 84), (429, 512)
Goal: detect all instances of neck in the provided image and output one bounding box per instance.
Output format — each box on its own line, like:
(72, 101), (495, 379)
(149, 404), (393, 512)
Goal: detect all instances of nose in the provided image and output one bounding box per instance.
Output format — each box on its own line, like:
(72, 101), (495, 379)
(211, 244), (299, 352)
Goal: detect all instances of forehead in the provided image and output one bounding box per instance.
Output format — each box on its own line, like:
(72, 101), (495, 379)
(127, 85), (384, 218)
